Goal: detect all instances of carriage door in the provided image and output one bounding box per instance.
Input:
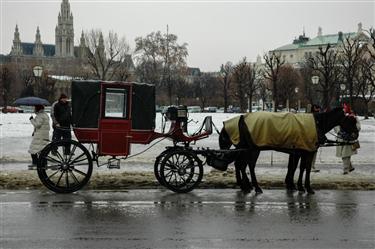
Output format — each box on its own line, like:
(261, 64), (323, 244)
(99, 86), (131, 156)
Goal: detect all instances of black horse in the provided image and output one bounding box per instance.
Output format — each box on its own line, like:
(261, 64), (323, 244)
(219, 108), (359, 194)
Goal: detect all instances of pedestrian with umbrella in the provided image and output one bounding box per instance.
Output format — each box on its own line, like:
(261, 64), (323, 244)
(14, 97), (50, 169)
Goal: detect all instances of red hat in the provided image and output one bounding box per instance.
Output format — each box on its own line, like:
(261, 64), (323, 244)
(343, 103), (351, 114)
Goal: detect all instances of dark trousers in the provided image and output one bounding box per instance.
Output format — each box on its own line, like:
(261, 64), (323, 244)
(31, 154), (38, 165)
(52, 127), (72, 142)
(52, 127), (72, 155)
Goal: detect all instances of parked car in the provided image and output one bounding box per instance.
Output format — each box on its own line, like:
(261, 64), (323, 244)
(187, 106), (201, 113)
(203, 106), (217, 113)
(228, 107), (241, 113)
(217, 107), (225, 113)
(1, 106), (23, 113)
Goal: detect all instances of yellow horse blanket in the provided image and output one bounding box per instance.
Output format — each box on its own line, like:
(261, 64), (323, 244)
(223, 112), (318, 152)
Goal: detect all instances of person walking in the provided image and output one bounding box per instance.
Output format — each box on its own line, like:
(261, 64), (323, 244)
(53, 93), (72, 142)
(335, 104), (361, 174)
(28, 105), (50, 170)
(50, 99), (58, 139)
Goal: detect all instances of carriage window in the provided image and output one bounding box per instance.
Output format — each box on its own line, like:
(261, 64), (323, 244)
(104, 88), (128, 118)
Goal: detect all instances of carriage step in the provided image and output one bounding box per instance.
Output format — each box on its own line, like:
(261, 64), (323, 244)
(107, 158), (121, 169)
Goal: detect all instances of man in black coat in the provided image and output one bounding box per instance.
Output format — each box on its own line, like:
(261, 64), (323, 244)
(53, 93), (72, 142)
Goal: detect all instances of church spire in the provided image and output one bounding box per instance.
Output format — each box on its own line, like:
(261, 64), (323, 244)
(79, 30), (87, 59)
(55, 0), (74, 57)
(33, 26), (44, 56)
(11, 24), (22, 55)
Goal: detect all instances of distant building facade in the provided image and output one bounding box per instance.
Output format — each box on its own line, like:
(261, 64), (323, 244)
(0, 0), (134, 104)
(270, 23), (369, 67)
(7, 0), (86, 69)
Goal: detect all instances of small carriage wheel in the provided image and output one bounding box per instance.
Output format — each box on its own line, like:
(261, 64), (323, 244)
(159, 149), (203, 193)
(37, 140), (93, 193)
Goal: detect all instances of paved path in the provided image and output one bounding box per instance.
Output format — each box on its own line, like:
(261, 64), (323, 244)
(1, 189), (374, 249)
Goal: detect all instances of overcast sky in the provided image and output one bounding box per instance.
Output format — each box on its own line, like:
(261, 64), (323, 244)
(1, 0), (374, 71)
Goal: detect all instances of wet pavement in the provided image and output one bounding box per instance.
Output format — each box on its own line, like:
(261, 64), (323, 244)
(1, 189), (374, 249)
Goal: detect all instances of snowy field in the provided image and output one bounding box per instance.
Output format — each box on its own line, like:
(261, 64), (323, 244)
(1, 112), (375, 168)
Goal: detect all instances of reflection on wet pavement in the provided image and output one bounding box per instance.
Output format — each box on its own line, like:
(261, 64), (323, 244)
(1, 189), (374, 249)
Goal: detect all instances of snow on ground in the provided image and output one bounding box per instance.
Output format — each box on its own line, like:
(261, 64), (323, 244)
(1, 112), (375, 167)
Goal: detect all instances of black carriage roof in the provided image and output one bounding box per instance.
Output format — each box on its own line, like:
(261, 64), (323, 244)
(72, 80), (154, 87)
(71, 80), (155, 130)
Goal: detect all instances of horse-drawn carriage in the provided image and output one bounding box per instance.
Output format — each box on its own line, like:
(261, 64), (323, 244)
(36, 80), (359, 194)
(37, 80), (226, 193)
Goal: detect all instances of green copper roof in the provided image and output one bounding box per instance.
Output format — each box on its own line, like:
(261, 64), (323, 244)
(304, 32), (356, 47)
(274, 32), (358, 51)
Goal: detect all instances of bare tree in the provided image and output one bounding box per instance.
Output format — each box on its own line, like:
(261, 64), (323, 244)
(219, 62), (233, 113)
(299, 62), (319, 106)
(0, 65), (13, 107)
(263, 52), (285, 112)
(134, 30), (188, 105)
(85, 29), (131, 80)
(194, 74), (219, 109)
(308, 44), (341, 110)
(367, 28), (375, 60)
(232, 58), (260, 112)
(339, 35), (362, 107)
(134, 32), (163, 85)
(19, 68), (34, 97)
(277, 65), (302, 110)
(354, 58), (375, 118)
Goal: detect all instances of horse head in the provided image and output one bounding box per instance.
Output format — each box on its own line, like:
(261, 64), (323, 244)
(339, 115), (359, 141)
(219, 127), (232, 150)
(315, 107), (359, 142)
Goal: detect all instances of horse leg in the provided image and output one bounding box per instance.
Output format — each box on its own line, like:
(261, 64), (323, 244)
(303, 153), (315, 194)
(285, 153), (300, 191)
(248, 150), (262, 194)
(297, 156), (306, 193)
(235, 157), (252, 193)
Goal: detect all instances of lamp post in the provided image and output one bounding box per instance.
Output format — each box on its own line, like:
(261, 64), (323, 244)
(311, 75), (320, 109)
(33, 66), (43, 97)
(295, 87), (300, 112)
(340, 83), (346, 104)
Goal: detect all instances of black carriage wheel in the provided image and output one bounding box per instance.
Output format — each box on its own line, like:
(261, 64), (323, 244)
(154, 149), (171, 187)
(154, 148), (176, 186)
(160, 149), (203, 193)
(37, 140), (93, 193)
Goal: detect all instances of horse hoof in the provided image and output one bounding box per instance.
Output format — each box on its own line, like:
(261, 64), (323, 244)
(298, 187), (305, 193)
(240, 184), (252, 193)
(307, 189), (315, 195)
(255, 188), (263, 194)
(286, 185), (297, 192)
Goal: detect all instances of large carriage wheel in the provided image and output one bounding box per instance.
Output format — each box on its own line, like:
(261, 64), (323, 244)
(37, 140), (93, 193)
(159, 149), (203, 193)
(154, 148), (175, 186)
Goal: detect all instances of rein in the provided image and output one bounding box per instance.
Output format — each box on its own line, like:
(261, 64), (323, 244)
(320, 139), (356, 147)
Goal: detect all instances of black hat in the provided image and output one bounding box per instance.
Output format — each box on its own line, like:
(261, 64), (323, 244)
(59, 93), (68, 100)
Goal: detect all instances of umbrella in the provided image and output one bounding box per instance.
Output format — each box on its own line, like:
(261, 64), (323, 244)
(14, 97), (50, 106)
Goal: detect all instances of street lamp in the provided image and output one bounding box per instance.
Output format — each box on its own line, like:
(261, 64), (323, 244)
(311, 75), (319, 85)
(295, 87), (300, 112)
(33, 66), (43, 97)
(340, 83), (346, 104)
(33, 66), (43, 78)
